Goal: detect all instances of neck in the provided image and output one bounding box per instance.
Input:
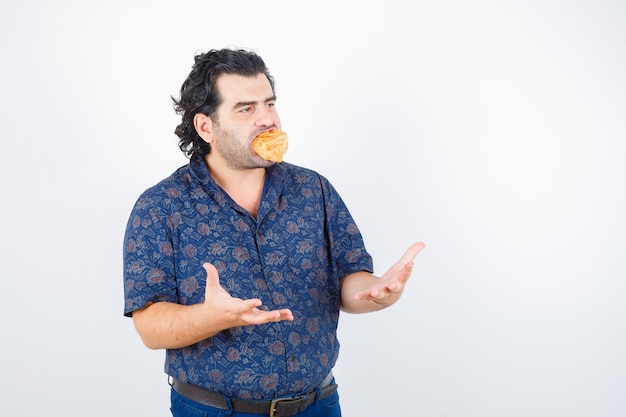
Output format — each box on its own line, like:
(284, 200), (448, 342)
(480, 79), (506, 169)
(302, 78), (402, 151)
(205, 155), (266, 218)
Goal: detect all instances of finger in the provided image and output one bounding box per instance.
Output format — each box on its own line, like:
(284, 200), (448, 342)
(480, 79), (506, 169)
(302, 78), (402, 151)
(397, 242), (425, 266)
(244, 307), (294, 324)
(240, 298), (264, 310)
(354, 288), (384, 301)
(203, 262), (228, 296)
(388, 261), (415, 288)
(268, 308), (294, 321)
(280, 308), (294, 321)
(370, 288), (388, 299)
(203, 262), (219, 285)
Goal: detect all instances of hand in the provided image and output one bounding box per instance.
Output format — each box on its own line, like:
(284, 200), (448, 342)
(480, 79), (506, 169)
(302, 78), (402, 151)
(201, 262), (294, 326)
(353, 242), (425, 304)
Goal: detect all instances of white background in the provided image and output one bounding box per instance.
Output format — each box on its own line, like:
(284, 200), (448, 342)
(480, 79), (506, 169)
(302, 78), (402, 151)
(1, 1), (625, 416)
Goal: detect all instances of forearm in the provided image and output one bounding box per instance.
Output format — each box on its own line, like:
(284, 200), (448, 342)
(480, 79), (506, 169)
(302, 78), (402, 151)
(340, 271), (394, 314)
(132, 301), (224, 350)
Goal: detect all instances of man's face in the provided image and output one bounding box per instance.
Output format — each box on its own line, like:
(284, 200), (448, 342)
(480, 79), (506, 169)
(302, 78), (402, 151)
(210, 73), (281, 170)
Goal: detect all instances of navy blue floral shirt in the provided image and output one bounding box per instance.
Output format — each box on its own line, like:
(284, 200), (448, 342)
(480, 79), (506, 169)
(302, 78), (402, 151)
(123, 158), (373, 399)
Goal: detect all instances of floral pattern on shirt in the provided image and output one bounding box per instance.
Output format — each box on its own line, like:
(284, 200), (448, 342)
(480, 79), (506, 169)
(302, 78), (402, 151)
(123, 159), (373, 399)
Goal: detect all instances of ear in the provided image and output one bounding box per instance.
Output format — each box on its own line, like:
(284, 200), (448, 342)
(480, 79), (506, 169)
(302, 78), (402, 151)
(193, 113), (214, 144)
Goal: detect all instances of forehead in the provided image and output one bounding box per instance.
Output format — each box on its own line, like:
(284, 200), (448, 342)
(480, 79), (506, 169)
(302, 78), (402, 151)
(216, 73), (273, 105)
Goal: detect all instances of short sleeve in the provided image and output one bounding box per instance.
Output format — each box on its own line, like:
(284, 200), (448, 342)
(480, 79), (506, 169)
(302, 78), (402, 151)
(319, 175), (374, 277)
(122, 192), (179, 316)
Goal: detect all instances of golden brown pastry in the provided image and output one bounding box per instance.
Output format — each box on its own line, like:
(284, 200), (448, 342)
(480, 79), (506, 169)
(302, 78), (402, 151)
(252, 129), (289, 162)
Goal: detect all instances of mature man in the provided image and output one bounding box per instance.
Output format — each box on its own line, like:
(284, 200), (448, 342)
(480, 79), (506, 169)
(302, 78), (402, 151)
(123, 48), (424, 417)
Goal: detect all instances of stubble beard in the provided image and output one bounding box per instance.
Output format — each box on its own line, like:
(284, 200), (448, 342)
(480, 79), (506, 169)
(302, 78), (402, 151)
(212, 126), (274, 170)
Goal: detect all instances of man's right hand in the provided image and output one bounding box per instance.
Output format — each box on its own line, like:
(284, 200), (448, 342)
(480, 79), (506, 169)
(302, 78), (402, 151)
(200, 262), (294, 328)
(132, 262), (293, 350)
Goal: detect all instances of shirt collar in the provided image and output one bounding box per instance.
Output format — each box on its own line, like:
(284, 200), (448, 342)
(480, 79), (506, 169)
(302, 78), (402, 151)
(188, 156), (289, 218)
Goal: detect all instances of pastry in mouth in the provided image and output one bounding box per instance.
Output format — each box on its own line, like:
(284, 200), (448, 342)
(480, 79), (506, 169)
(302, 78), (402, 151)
(252, 129), (289, 162)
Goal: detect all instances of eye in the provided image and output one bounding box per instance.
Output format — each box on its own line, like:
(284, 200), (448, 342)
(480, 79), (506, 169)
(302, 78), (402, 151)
(239, 106), (252, 113)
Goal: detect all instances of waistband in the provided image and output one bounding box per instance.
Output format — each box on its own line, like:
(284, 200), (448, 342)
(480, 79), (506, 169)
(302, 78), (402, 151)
(170, 372), (337, 417)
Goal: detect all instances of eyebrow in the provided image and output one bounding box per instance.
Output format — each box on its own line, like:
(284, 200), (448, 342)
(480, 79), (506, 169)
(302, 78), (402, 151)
(232, 95), (277, 110)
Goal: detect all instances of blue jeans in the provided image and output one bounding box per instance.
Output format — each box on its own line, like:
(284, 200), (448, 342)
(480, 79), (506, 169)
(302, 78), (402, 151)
(170, 386), (342, 417)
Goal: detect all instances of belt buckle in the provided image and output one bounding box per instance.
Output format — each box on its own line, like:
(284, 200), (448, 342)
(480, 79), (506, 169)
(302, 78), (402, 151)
(269, 395), (302, 417)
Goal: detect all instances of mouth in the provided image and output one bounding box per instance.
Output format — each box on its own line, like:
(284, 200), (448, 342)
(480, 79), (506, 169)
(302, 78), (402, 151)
(253, 127), (277, 139)
(251, 129), (288, 162)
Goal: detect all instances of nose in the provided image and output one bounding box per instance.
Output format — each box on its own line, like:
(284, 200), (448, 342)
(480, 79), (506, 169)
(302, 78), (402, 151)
(255, 105), (278, 128)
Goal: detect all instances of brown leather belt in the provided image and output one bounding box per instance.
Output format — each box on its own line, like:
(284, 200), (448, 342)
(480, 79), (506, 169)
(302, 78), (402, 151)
(171, 375), (337, 417)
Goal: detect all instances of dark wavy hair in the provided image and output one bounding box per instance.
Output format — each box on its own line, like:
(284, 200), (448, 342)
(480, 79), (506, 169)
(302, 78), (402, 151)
(172, 48), (276, 160)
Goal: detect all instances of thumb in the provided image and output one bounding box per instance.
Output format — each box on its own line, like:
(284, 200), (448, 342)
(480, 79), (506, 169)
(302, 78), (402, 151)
(202, 262), (221, 291)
